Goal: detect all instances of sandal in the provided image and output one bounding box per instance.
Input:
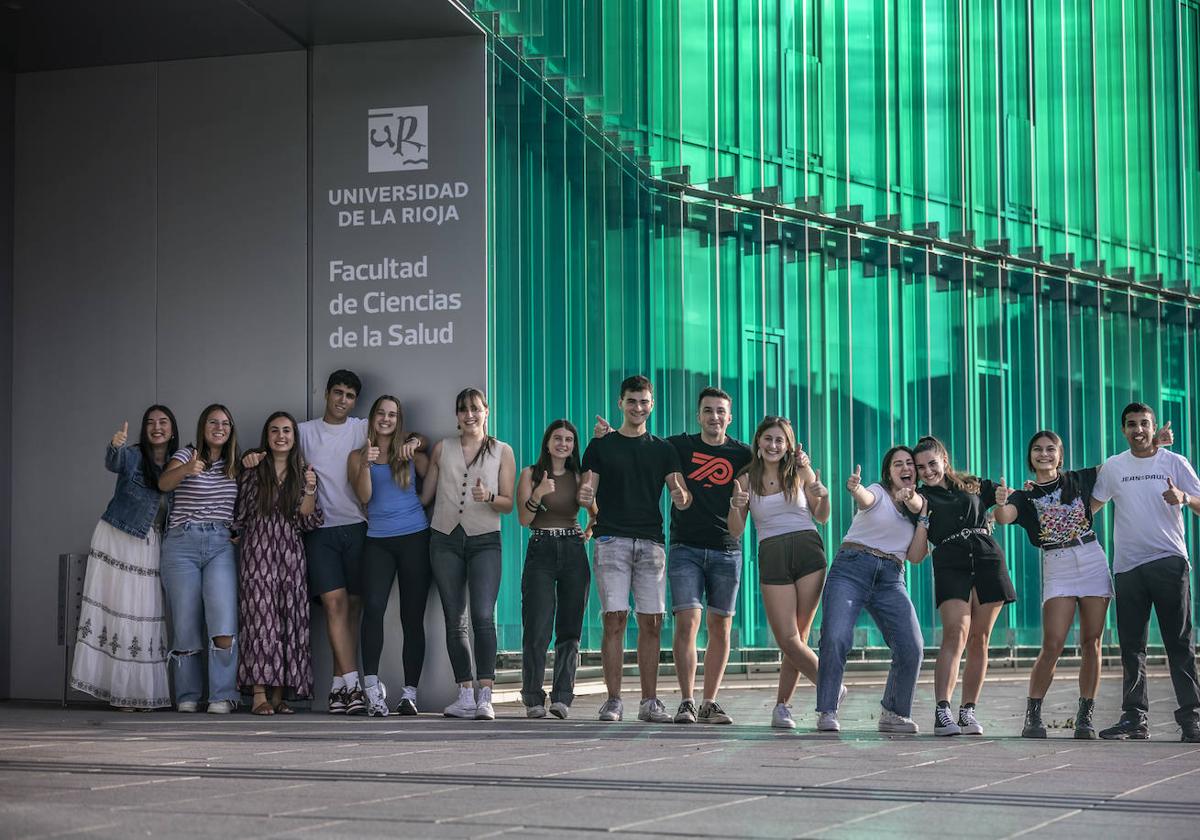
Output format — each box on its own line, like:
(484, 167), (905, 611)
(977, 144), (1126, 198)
(273, 701), (295, 715)
(251, 691), (274, 716)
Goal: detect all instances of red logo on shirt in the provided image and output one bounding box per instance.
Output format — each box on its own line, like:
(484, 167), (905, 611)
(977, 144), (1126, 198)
(689, 453), (734, 487)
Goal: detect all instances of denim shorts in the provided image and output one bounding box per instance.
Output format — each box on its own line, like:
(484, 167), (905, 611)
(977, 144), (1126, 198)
(304, 522), (368, 597)
(668, 544), (742, 616)
(592, 536), (666, 614)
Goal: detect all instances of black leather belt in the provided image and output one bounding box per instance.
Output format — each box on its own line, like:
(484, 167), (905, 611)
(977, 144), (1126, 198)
(1042, 532), (1098, 552)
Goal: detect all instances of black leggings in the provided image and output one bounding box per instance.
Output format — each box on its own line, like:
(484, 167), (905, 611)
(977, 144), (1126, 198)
(360, 529), (432, 684)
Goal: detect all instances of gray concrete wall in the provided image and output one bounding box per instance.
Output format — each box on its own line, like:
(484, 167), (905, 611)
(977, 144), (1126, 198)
(0, 67), (13, 700)
(11, 53), (307, 701)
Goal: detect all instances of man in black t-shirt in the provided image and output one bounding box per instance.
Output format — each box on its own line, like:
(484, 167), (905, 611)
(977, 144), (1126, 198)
(579, 375), (691, 724)
(665, 388), (751, 724)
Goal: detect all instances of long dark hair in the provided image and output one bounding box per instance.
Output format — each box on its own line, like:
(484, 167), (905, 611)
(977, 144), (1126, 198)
(194, 404), (240, 479)
(138, 404), (179, 488)
(913, 435), (979, 494)
(531, 419), (582, 485)
(367, 395), (414, 489)
(253, 412), (305, 520)
(744, 416), (804, 501)
(879, 445), (915, 491)
(1025, 429), (1081, 505)
(456, 387), (496, 467)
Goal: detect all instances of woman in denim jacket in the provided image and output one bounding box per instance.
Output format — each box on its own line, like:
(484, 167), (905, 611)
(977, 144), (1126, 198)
(70, 406), (179, 710)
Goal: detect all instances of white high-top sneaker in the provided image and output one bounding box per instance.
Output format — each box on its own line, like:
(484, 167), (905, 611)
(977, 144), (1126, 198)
(443, 686), (477, 719)
(364, 679), (389, 717)
(475, 686), (495, 720)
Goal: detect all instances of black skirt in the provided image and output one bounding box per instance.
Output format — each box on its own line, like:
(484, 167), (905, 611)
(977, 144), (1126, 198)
(931, 538), (1017, 607)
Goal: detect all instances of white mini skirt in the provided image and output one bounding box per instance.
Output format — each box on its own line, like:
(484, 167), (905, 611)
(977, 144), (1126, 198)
(1041, 539), (1114, 603)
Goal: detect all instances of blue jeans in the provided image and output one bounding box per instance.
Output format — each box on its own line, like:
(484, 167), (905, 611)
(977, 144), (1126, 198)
(816, 547), (924, 716)
(668, 544), (741, 616)
(160, 522), (239, 704)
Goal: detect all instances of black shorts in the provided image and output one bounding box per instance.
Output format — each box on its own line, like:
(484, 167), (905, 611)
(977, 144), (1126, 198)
(758, 530), (827, 585)
(304, 522), (368, 597)
(932, 548), (1017, 607)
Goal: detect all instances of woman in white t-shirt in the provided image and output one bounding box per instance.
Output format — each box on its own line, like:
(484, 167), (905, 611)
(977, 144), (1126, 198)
(728, 416), (830, 730)
(815, 446), (926, 734)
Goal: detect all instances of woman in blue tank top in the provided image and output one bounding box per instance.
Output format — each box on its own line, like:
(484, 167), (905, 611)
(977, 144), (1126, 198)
(349, 395), (431, 717)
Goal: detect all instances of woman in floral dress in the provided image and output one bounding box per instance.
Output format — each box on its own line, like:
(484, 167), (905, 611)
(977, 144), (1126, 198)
(235, 411), (323, 714)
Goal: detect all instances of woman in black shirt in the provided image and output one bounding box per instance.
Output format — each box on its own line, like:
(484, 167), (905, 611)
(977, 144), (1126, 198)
(910, 436), (1015, 737)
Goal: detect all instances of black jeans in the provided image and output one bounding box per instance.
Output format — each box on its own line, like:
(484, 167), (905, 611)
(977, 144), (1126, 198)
(520, 532), (590, 707)
(429, 526), (502, 683)
(361, 529), (432, 684)
(1114, 555), (1200, 723)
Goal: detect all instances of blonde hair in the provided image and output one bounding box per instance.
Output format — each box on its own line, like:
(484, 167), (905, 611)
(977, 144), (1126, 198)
(745, 416), (804, 501)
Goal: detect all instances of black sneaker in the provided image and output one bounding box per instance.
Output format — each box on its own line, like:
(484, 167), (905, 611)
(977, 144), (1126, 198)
(327, 686), (348, 714)
(1099, 712), (1149, 740)
(1074, 697), (1098, 740)
(345, 684), (367, 716)
(1021, 697), (1047, 739)
(396, 697), (419, 716)
(1181, 719), (1200, 743)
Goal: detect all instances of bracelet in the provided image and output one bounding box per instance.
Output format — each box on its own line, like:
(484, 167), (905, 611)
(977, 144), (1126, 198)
(488, 492), (496, 503)
(917, 515), (930, 528)
(524, 498), (540, 513)
(303, 489), (316, 496)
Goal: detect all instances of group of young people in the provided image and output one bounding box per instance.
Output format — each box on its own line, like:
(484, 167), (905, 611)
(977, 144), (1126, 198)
(69, 370), (1200, 742)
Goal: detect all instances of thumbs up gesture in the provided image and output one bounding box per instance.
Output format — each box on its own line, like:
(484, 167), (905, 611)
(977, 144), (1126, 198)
(533, 471), (556, 501)
(304, 466), (317, 494)
(593, 414), (612, 439)
(241, 449), (266, 470)
(730, 475), (750, 510)
(794, 443), (811, 470)
(845, 464), (862, 493)
(187, 448), (207, 476)
(1157, 421), (1175, 448)
(111, 421), (129, 448)
(364, 441), (381, 463)
(809, 469), (828, 499)
(1163, 476), (1187, 506)
(577, 470), (597, 506)
(471, 477), (488, 502)
(995, 476), (1011, 506)
(669, 474), (689, 507)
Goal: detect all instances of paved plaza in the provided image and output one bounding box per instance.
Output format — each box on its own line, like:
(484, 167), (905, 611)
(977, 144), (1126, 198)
(1, 670), (1198, 839)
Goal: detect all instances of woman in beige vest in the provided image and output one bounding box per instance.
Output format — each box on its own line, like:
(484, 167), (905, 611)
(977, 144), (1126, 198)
(422, 387), (516, 720)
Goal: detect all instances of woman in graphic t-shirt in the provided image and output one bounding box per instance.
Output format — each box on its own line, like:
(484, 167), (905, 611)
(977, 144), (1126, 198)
(515, 419), (593, 720)
(994, 426), (1172, 740)
(727, 416), (832, 731)
(815, 446), (926, 734)
(908, 436), (1014, 738)
(158, 404), (241, 713)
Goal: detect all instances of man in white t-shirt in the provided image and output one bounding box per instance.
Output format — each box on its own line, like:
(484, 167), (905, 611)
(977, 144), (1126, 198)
(1090, 402), (1200, 742)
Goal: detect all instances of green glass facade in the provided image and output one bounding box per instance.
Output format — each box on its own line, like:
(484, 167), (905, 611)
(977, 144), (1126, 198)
(474, 2), (1200, 653)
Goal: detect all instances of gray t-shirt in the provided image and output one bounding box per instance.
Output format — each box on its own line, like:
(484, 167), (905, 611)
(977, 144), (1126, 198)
(298, 417), (368, 528)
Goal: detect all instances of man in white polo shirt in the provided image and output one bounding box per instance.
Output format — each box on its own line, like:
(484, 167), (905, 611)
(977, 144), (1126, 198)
(1091, 402), (1200, 742)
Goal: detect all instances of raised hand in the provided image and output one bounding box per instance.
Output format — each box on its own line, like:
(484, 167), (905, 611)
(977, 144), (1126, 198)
(364, 441), (381, 463)
(730, 475), (750, 510)
(533, 471), (556, 501)
(577, 470), (597, 506)
(111, 421), (129, 448)
(1157, 421), (1175, 448)
(795, 443), (811, 470)
(593, 414), (612, 438)
(242, 450), (265, 470)
(304, 466), (317, 494)
(995, 476), (1011, 506)
(809, 469), (828, 498)
(1163, 476), (1187, 506)
(845, 464), (862, 493)
(471, 477), (488, 502)
(669, 474), (689, 507)
(187, 448), (207, 476)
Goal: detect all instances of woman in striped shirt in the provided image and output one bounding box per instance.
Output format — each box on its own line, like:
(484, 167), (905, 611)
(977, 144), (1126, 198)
(158, 404), (242, 713)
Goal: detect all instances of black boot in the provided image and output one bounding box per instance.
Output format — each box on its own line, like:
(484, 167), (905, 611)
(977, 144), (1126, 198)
(1022, 697), (1047, 738)
(1074, 697), (1098, 740)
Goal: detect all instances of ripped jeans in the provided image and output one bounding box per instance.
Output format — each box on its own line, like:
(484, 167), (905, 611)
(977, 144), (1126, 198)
(160, 522), (239, 704)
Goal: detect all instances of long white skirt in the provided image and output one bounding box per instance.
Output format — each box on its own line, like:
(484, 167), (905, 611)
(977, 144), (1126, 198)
(69, 521), (171, 708)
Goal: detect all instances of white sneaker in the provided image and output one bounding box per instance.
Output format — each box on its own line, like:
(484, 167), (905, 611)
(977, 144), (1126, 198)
(526, 704), (547, 719)
(549, 701), (570, 719)
(816, 711), (840, 732)
(878, 708), (919, 734)
(475, 687), (495, 720)
(365, 680), (389, 717)
(444, 687), (477, 719)
(598, 697), (623, 721)
(206, 700), (235, 714)
(771, 703), (797, 729)
(838, 684), (848, 709)
(958, 705), (983, 735)
(177, 701), (199, 713)
(934, 705), (961, 736)
(637, 697), (672, 723)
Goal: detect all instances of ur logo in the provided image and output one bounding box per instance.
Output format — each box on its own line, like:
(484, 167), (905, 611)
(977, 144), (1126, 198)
(368, 106), (429, 173)
(688, 453), (734, 488)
